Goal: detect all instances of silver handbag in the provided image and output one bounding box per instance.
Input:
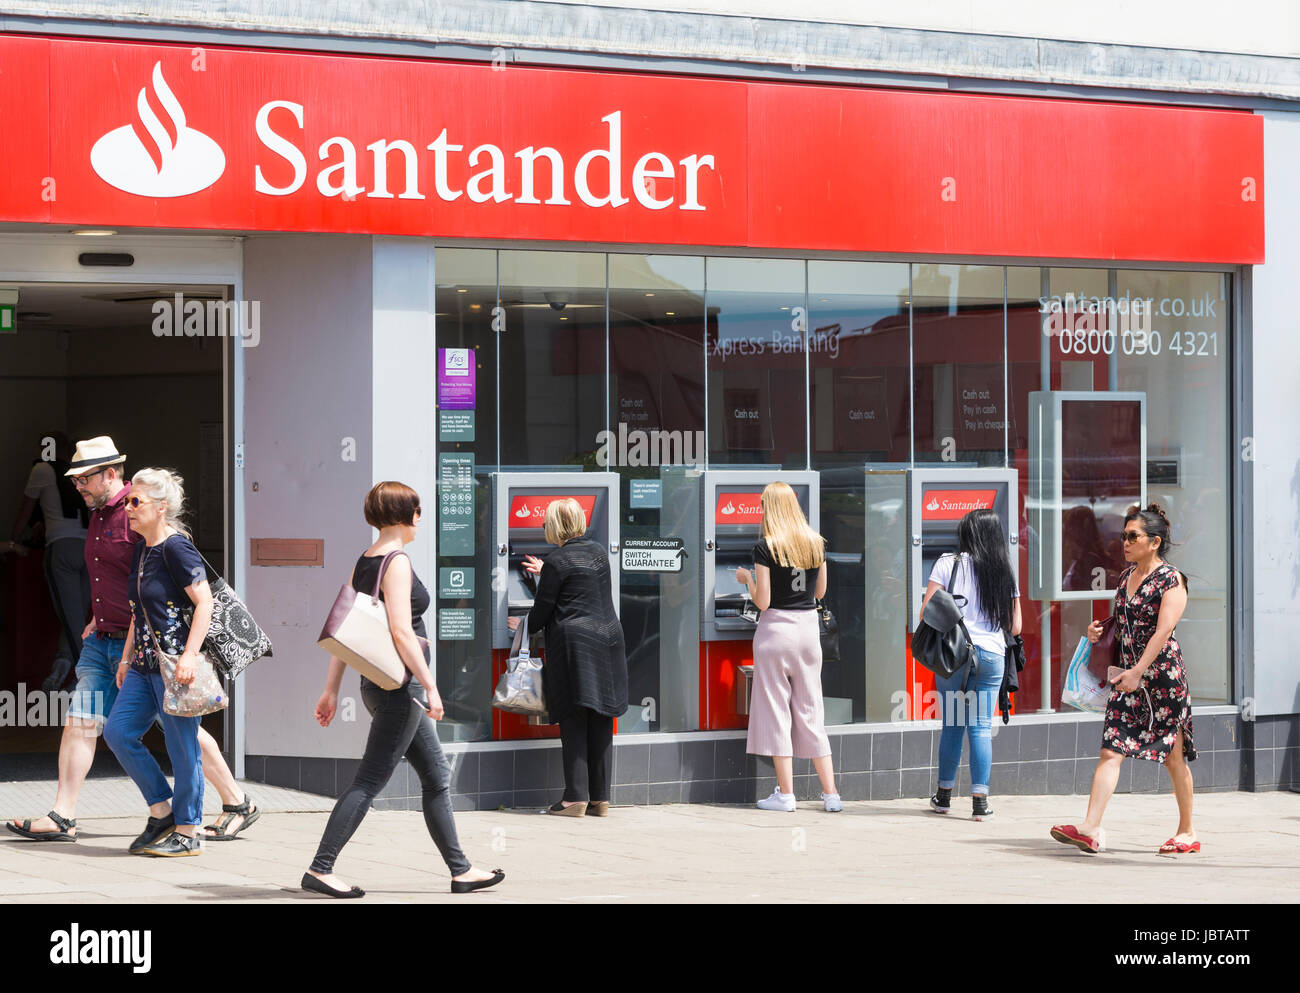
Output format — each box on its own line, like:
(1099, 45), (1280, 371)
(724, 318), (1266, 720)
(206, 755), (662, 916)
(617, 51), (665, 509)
(492, 614), (547, 717)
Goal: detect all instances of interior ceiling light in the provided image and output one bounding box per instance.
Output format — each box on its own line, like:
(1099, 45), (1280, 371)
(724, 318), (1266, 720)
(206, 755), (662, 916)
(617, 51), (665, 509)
(72, 229), (117, 236)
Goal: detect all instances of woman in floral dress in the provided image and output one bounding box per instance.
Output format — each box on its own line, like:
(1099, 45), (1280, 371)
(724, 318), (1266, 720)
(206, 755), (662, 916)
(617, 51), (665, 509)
(1051, 503), (1197, 855)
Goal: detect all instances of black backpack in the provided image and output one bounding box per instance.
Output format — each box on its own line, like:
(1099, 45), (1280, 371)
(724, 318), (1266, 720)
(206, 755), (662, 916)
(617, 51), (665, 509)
(910, 556), (978, 691)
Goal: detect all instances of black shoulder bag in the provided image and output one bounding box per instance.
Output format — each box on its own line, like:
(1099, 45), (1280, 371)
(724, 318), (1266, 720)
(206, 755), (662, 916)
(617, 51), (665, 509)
(910, 556), (978, 691)
(161, 539), (274, 680)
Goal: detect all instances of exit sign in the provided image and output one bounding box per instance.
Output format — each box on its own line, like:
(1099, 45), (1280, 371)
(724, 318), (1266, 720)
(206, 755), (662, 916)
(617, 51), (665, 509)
(0, 304), (13, 332)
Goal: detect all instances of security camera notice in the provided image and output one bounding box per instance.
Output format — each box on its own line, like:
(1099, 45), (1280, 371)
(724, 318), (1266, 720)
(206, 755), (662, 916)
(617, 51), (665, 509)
(621, 538), (686, 573)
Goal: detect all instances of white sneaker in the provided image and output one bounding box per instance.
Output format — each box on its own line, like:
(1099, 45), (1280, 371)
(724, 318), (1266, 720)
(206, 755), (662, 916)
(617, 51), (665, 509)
(756, 788), (797, 812)
(821, 792), (843, 813)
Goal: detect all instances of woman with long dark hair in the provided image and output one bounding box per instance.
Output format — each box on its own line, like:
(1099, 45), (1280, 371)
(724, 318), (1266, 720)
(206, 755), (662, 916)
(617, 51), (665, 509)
(921, 508), (1021, 821)
(1051, 503), (1196, 855)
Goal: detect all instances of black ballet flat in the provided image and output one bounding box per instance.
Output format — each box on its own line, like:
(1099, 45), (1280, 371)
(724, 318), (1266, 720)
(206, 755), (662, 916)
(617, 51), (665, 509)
(451, 868), (505, 894)
(301, 872), (365, 898)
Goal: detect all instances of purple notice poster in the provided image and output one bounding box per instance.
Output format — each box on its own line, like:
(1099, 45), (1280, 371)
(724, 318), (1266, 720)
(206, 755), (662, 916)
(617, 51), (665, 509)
(438, 348), (476, 410)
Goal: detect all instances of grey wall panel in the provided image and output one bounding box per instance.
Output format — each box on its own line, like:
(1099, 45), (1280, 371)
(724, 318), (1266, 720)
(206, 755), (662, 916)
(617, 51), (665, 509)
(242, 233), (374, 757)
(1250, 111), (1300, 717)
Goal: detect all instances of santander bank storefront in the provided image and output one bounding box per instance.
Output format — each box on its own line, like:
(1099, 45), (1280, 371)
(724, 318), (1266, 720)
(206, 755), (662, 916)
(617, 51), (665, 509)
(0, 31), (1268, 805)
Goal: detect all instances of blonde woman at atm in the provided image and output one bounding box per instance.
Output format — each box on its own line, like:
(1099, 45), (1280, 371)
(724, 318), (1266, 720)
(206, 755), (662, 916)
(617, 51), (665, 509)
(736, 481), (841, 813)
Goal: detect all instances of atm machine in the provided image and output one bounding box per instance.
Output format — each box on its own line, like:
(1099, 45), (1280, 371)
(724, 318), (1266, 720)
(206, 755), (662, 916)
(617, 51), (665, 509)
(864, 466), (1018, 720)
(489, 471), (620, 737)
(661, 468), (819, 730)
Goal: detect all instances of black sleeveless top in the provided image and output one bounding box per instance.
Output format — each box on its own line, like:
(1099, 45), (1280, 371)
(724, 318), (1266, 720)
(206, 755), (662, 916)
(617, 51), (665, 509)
(352, 552), (431, 644)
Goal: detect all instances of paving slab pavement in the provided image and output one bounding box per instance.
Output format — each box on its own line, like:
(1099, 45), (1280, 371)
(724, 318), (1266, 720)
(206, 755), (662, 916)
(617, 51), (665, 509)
(0, 780), (1296, 903)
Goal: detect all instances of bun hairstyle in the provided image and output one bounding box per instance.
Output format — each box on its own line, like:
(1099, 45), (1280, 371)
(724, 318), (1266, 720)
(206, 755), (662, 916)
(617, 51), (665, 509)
(131, 468), (191, 539)
(1124, 502), (1188, 590)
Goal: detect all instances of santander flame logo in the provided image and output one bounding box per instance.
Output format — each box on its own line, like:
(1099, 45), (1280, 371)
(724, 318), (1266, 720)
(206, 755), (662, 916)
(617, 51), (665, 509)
(926, 496), (941, 512)
(720, 501), (736, 516)
(90, 62), (225, 197)
(515, 504), (534, 520)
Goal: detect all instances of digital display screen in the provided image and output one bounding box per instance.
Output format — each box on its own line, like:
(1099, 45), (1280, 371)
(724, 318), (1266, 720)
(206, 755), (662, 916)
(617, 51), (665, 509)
(1059, 398), (1143, 592)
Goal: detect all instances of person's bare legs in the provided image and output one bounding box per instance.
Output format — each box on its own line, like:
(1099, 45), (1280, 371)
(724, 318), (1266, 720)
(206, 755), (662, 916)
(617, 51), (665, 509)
(773, 756), (794, 795)
(812, 755), (837, 795)
(1077, 748), (1124, 838)
(1164, 728), (1196, 845)
(197, 726), (256, 837)
(9, 718), (100, 836)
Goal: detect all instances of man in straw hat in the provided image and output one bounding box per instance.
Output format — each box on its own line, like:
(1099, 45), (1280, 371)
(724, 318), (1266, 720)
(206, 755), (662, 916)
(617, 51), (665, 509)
(6, 437), (260, 849)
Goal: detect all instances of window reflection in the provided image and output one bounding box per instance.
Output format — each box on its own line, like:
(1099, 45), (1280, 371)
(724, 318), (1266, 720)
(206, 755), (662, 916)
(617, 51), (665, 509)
(705, 257), (807, 468)
(912, 264), (1007, 467)
(608, 254), (706, 732)
(498, 250), (607, 468)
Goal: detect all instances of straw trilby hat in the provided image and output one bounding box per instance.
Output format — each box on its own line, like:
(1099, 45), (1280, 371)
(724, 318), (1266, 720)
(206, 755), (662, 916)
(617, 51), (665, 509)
(64, 436), (127, 476)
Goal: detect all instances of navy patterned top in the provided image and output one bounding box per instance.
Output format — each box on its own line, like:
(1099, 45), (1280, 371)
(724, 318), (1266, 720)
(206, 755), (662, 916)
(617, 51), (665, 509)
(128, 534), (206, 671)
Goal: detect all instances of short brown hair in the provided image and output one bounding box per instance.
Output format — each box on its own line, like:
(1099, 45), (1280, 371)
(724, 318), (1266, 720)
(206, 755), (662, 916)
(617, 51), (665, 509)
(364, 481), (421, 528)
(543, 498), (587, 545)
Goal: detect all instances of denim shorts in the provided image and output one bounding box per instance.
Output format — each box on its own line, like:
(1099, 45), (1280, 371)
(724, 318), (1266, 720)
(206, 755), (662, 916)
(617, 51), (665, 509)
(66, 632), (127, 731)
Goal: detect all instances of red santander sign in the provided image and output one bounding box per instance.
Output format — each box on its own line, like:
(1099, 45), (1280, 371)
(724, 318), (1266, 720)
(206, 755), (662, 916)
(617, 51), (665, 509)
(0, 34), (1264, 262)
(716, 492), (764, 526)
(922, 489), (998, 522)
(508, 494), (597, 530)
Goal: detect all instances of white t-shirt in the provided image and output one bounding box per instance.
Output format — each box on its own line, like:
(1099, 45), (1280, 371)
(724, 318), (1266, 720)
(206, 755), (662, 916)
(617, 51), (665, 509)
(928, 552), (1018, 657)
(24, 461), (88, 544)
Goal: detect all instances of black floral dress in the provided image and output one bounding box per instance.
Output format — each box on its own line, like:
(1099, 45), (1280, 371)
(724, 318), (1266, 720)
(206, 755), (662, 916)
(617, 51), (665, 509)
(1101, 563), (1196, 763)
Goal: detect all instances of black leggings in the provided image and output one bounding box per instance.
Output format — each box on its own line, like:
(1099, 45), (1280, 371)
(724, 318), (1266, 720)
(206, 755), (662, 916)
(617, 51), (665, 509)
(558, 707), (614, 803)
(310, 678), (470, 876)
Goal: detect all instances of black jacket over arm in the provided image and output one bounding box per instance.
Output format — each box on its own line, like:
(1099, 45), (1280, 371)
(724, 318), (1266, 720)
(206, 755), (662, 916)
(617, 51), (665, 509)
(526, 537), (628, 722)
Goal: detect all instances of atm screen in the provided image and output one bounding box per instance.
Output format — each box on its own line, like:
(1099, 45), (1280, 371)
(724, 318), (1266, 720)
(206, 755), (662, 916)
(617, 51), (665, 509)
(711, 485), (810, 612)
(1059, 398), (1142, 592)
(505, 490), (604, 607)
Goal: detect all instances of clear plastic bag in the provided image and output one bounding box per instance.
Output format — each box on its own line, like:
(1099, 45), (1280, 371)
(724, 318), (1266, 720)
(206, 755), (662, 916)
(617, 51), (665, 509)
(1061, 637), (1111, 714)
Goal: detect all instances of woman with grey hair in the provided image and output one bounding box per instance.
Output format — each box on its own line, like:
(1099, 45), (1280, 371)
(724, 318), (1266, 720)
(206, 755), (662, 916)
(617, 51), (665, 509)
(104, 468), (214, 857)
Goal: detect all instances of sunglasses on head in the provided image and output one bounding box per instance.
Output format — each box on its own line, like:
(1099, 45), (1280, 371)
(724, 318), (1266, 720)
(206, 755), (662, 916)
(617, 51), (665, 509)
(1121, 530), (1148, 543)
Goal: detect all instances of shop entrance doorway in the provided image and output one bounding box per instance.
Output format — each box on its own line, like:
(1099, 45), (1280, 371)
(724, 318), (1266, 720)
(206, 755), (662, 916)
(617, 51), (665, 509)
(0, 280), (231, 773)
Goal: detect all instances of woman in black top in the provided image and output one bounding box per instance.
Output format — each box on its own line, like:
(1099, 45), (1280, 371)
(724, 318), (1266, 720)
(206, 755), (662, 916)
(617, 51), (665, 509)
(514, 498), (628, 816)
(736, 482), (841, 813)
(304, 481), (503, 896)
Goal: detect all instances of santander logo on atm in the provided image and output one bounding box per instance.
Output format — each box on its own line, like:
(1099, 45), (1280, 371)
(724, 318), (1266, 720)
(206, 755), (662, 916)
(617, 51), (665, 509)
(90, 62), (226, 197)
(716, 493), (763, 524)
(922, 489), (998, 522)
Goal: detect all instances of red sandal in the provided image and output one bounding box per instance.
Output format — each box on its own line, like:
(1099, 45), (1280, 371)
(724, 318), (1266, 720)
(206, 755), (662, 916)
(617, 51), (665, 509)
(1158, 838), (1200, 854)
(1050, 824), (1104, 854)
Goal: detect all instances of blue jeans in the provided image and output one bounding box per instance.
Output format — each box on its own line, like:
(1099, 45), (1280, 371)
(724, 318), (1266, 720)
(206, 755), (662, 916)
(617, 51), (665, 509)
(104, 668), (203, 827)
(67, 632), (127, 729)
(936, 646), (1005, 796)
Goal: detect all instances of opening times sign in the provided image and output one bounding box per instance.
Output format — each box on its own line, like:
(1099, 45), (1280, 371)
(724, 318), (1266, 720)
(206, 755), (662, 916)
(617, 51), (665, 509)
(438, 452), (475, 557)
